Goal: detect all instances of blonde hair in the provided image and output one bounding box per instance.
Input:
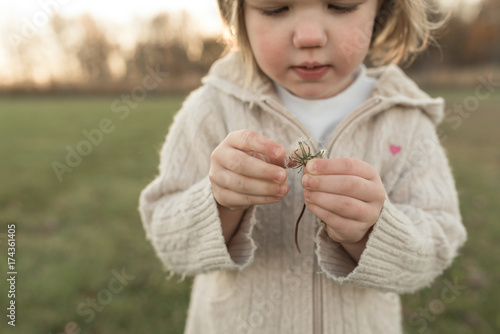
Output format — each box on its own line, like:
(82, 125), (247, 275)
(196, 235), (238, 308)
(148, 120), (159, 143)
(217, 0), (443, 78)
(370, 0), (444, 65)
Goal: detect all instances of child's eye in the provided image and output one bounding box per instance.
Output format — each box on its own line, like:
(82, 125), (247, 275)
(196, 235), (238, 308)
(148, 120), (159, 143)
(327, 4), (359, 13)
(261, 6), (289, 16)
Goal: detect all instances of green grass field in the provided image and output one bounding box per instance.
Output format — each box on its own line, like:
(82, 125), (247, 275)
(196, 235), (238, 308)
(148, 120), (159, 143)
(0, 88), (498, 333)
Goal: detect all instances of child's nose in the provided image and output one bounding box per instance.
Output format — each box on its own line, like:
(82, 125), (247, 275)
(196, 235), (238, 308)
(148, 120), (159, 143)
(292, 19), (327, 49)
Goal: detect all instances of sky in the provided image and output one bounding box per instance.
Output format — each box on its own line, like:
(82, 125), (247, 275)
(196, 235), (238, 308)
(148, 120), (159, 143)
(0, 0), (224, 34)
(0, 0), (483, 33)
(0, 0), (225, 82)
(0, 0), (484, 84)
(0, 0), (483, 18)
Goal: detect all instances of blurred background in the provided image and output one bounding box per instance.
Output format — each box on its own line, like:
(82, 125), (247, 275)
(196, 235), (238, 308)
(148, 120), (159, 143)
(0, 0), (499, 333)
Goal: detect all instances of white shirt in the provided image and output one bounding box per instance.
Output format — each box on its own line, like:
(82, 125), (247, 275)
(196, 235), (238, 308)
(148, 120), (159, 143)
(274, 65), (378, 144)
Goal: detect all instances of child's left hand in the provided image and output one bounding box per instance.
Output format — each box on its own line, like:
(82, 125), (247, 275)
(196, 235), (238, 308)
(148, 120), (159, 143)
(302, 158), (386, 244)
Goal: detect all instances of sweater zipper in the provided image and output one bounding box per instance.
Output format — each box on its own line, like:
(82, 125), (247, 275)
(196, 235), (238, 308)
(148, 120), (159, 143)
(313, 98), (382, 334)
(262, 97), (382, 334)
(324, 98), (382, 152)
(313, 255), (323, 334)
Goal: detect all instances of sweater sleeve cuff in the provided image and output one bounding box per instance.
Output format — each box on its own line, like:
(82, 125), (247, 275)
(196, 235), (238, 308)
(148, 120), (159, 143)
(184, 177), (256, 272)
(226, 206), (258, 267)
(316, 199), (430, 292)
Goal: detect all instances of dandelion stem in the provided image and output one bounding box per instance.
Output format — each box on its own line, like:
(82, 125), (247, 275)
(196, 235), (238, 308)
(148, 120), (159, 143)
(295, 203), (306, 253)
(289, 141), (325, 253)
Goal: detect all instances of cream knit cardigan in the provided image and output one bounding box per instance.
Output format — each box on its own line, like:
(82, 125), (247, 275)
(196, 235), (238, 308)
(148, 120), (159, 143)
(139, 53), (467, 334)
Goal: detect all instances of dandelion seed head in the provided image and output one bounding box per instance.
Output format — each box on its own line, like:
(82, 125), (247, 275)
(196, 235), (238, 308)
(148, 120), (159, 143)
(284, 137), (326, 171)
(285, 137), (311, 169)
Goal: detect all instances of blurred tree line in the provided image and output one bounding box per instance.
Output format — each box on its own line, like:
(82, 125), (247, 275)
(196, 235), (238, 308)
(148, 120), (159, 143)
(2, 0), (499, 94)
(410, 0), (499, 72)
(441, 0), (499, 66)
(2, 11), (225, 94)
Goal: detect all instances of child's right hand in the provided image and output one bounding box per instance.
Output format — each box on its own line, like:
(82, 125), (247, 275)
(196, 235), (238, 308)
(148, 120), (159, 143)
(209, 130), (289, 211)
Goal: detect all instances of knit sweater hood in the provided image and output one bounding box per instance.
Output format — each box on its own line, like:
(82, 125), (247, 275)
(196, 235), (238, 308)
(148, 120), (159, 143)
(139, 52), (466, 334)
(203, 52), (444, 126)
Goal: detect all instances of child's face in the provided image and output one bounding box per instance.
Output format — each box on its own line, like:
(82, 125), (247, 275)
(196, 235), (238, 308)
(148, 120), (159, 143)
(244, 0), (381, 99)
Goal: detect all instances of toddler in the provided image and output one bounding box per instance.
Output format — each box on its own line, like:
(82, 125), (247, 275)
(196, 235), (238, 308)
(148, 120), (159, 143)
(139, 0), (467, 333)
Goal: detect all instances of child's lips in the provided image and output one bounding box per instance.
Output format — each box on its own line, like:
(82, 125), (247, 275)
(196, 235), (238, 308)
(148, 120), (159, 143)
(292, 64), (331, 81)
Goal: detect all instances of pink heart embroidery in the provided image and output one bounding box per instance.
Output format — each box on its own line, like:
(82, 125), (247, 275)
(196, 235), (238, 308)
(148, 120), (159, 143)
(390, 145), (401, 155)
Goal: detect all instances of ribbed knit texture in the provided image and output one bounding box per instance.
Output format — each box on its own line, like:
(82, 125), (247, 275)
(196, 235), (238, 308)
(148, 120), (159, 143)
(138, 52), (467, 334)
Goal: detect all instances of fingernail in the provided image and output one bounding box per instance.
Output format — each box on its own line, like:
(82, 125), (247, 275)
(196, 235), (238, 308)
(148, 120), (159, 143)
(273, 146), (283, 158)
(304, 190), (311, 200)
(302, 175), (310, 188)
(307, 160), (316, 173)
(279, 184), (288, 195)
(275, 170), (286, 182)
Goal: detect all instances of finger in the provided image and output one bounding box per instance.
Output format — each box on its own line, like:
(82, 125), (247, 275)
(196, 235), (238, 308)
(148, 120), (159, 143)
(211, 168), (289, 197)
(325, 225), (366, 245)
(215, 147), (287, 183)
(304, 191), (375, 222)
(305, 158), (379, 180)
(306, 203), (367, 243)
(227, 130), (285, 167)
(302, 174), (380, 202)
(213, 184), (284, 210)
